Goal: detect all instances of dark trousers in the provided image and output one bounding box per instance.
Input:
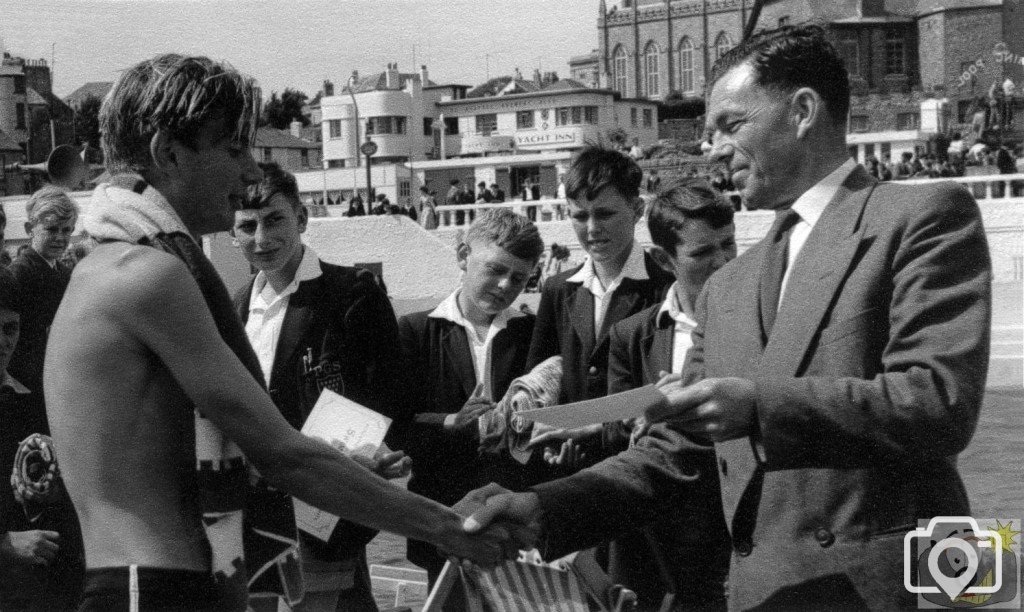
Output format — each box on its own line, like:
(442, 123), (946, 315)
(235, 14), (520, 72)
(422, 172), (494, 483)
(77, 567), (218, 612)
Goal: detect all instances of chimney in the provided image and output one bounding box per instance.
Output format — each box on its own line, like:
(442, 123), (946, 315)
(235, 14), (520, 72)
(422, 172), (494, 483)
(349, 70), (359, 91)
(533, 69), (542, 87)
(419, 64), (429, 86)
(513, 67), (523, 81)
(385, 62), (399, 88)
(323, 79), (334, 97)
(289, 120), (303, 138)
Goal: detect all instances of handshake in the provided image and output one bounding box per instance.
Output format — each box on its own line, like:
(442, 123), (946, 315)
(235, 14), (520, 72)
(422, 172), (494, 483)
(432, 483), (545, 568)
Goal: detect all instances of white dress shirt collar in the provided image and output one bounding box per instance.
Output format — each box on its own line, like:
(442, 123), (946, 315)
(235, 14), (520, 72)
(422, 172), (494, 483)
(566, 239), (649, 288)
(657, 282), (697, 329)
(789, 158), (859, 231)
(0, 371), (30, 394)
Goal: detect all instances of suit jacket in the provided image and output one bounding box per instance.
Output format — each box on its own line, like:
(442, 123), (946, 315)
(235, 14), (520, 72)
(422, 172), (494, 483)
(526, 251), (672, 406)
(605, 306), (731, 609)
(535, 166), (991, 610)
(396, 308), (534, 571)
(8, 248), (72, 394)
(234, 260), (403, 557)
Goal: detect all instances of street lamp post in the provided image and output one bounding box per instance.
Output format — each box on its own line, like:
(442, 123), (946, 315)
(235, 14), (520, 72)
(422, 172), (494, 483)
(361, 136), (378, 204)
(348, 73), (361, 169)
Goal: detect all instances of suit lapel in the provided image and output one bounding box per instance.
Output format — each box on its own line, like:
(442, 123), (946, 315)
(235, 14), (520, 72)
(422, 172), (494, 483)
(236, 277), (256, 324)
(567, 282), (595, 356)
(761, 167), (876, 377)
(597, 284), (640, 348)
(441, 322), (477, 398)
(270, 279), (317, 389)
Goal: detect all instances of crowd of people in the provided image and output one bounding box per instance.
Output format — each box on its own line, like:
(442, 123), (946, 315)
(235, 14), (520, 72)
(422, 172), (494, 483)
(0, 23), (995, 612)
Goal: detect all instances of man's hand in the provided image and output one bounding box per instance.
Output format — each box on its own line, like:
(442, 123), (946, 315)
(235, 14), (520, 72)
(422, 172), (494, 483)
(526, 423), (603, 449)
(350, 446), (412, 479)
(456, 483), (542, 554)
(1, 530), (60, 566)
(648, 377), (757, 442)
(445, 383), (496, 432)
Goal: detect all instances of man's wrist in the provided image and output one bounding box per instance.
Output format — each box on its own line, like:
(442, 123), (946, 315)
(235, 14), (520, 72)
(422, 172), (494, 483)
(443, 413), (457, 431)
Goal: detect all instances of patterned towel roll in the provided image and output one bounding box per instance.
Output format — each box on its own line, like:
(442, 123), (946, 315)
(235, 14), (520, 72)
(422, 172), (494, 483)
(11, 433), (63, 521)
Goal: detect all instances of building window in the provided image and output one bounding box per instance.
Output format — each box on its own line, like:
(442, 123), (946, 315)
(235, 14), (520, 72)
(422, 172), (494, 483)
(678, 37), (695, 94)
(443, 116), (459, 135)
(424, 118), (433, 136)
(516, 110), (535, 129)
(262, 147), (272, 162)
(630, 107), (638, 127)
(642, 108), (653, 128)
(850, 115), (869, 132)
(555, 106), (599, 126)
(839, 40), (860, 77)
(778, 15), (790, 27)
(328, 119), (342, 139)
(642, 42), (660, 97)
(896, 112), (919, 130)
(15, 103), (25, 129)
(714, 32), (733, 61)
(13, 75), (25, 94)
(366, 116), (407, 135)
(613, 46), (628, 94)
(327, 159), (345, 168)
(957, 99), (974, 123)
(556, 107), (570, 126)
(399, 180), (410, 198)
(584, 106), (598, 124)
(885, 31), (905, 75)
(301, 149), (309, 167)
(475, 113), (498, 136)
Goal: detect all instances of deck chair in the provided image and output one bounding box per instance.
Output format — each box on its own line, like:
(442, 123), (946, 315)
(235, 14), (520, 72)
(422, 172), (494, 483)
(422, 549), (637, 612)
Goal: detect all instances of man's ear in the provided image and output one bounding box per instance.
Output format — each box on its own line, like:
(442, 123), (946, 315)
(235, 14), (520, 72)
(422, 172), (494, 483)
(648, 245), (676, 276)
(791, 87), (822, 139)
(149, 129), (178, 174)
(456, 241), (470, 271)
(296, 204), (310, 234)
(23, 222), (33, 238)
(631, 196), (645, 221)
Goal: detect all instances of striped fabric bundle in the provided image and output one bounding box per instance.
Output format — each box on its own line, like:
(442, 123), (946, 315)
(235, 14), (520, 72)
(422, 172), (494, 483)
(461, 557), (590, 612)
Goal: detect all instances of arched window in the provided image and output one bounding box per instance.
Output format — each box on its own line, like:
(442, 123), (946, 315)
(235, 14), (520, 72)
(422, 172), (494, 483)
(612, 46), (628, 94)
(643, 41), (660, 97)
(678, 37), (694, 93)
(715, 32), (733, 61)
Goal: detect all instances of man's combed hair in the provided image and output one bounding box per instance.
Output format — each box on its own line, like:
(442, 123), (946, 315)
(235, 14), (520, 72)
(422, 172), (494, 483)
(711, 24), (850, 125)
(647, 179), (734, 257)
(26, 185), (79, 227)
(464, 208), (544, 263)
(243, 162), (302, 212)
(562, 145), (643, 202)
(100, 53), (261, 175)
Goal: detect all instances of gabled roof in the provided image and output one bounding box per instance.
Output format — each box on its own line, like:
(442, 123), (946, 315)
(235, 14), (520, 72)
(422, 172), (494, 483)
(467, 77), (541, 99)
(253, 127), (319, 150)
(542, 79), (588, 92)
(64, 81), (113, 106)
(25, 87), (47, 106)
(343, 72), (437, 94)
(0, 129), (23, 152)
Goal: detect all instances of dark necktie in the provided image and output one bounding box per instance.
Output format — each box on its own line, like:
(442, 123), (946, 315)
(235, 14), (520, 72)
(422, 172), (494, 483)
(759, 208), (801, 340)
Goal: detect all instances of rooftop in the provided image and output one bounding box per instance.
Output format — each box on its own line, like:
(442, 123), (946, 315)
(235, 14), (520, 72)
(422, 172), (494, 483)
(254, 127), (319, 150)
(64, 82), (113, 106)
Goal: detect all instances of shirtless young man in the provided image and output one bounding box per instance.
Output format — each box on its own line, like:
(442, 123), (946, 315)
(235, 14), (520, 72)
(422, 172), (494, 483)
(44, 54), (506, 611)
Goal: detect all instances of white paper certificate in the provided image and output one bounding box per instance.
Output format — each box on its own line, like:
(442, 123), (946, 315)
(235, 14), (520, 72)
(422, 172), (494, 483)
(516, 385), (666, 429)
(293, 389), (391, 541)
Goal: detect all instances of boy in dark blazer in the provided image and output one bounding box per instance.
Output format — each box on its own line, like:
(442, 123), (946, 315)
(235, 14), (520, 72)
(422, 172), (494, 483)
(232, 163), (408, 612)
(604, 181), (736, 610)
(525, 146), (672, 466)
(396, 209), (544, 586)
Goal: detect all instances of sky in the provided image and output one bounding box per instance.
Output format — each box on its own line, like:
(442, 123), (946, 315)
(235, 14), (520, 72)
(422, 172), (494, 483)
(0, 0), (600, 98)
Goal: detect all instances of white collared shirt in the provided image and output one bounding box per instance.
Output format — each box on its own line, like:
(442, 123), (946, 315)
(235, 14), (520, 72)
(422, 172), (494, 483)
(428, 290), (524, 401)
(245, 246), (323, 385)
(657, 282), (698, 374)
(779, 158), (858, 307)
(0, 371), (30, 394)
(566, 240), (649, 334)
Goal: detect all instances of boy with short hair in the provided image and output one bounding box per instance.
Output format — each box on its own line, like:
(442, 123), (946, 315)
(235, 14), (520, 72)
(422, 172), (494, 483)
(8, 186), (78, 394)
(525, 145), (672, 464)
(396, 208), (543, 585)
(604, 180), (736, 610)
(0, 267), (84, 610)
(232, 162), (409, 611)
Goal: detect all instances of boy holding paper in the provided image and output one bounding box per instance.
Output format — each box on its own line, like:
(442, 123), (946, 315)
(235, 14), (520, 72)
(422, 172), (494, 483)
(395, 209), (544, 587)
(232, 162), (408, 611)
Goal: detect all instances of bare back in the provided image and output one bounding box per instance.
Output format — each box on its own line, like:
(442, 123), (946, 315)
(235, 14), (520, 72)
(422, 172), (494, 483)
(45, 242), (209, 571)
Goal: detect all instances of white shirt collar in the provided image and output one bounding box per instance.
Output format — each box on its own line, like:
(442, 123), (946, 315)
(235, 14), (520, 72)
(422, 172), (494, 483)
(428, 289), (524, 330)
(251, 245), (323, 303)
(790, 158), (858, 229)
(1, 371), (30, 394)
(566, 239), (648, 287)
(657, 282), (697, 328)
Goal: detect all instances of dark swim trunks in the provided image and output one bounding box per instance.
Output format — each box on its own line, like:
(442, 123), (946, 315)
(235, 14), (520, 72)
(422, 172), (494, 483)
(77, 566), (219, 611)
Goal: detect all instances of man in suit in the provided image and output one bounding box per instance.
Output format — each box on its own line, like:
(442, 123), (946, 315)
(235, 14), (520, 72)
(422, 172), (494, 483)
(526, 145), (672, 466)
(603, 180), (736, 610)
(395, 208), (544, 587)
(462, 25), (991, 610)
(8, 186), (77, 395)
(232, 162), (410, 611)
